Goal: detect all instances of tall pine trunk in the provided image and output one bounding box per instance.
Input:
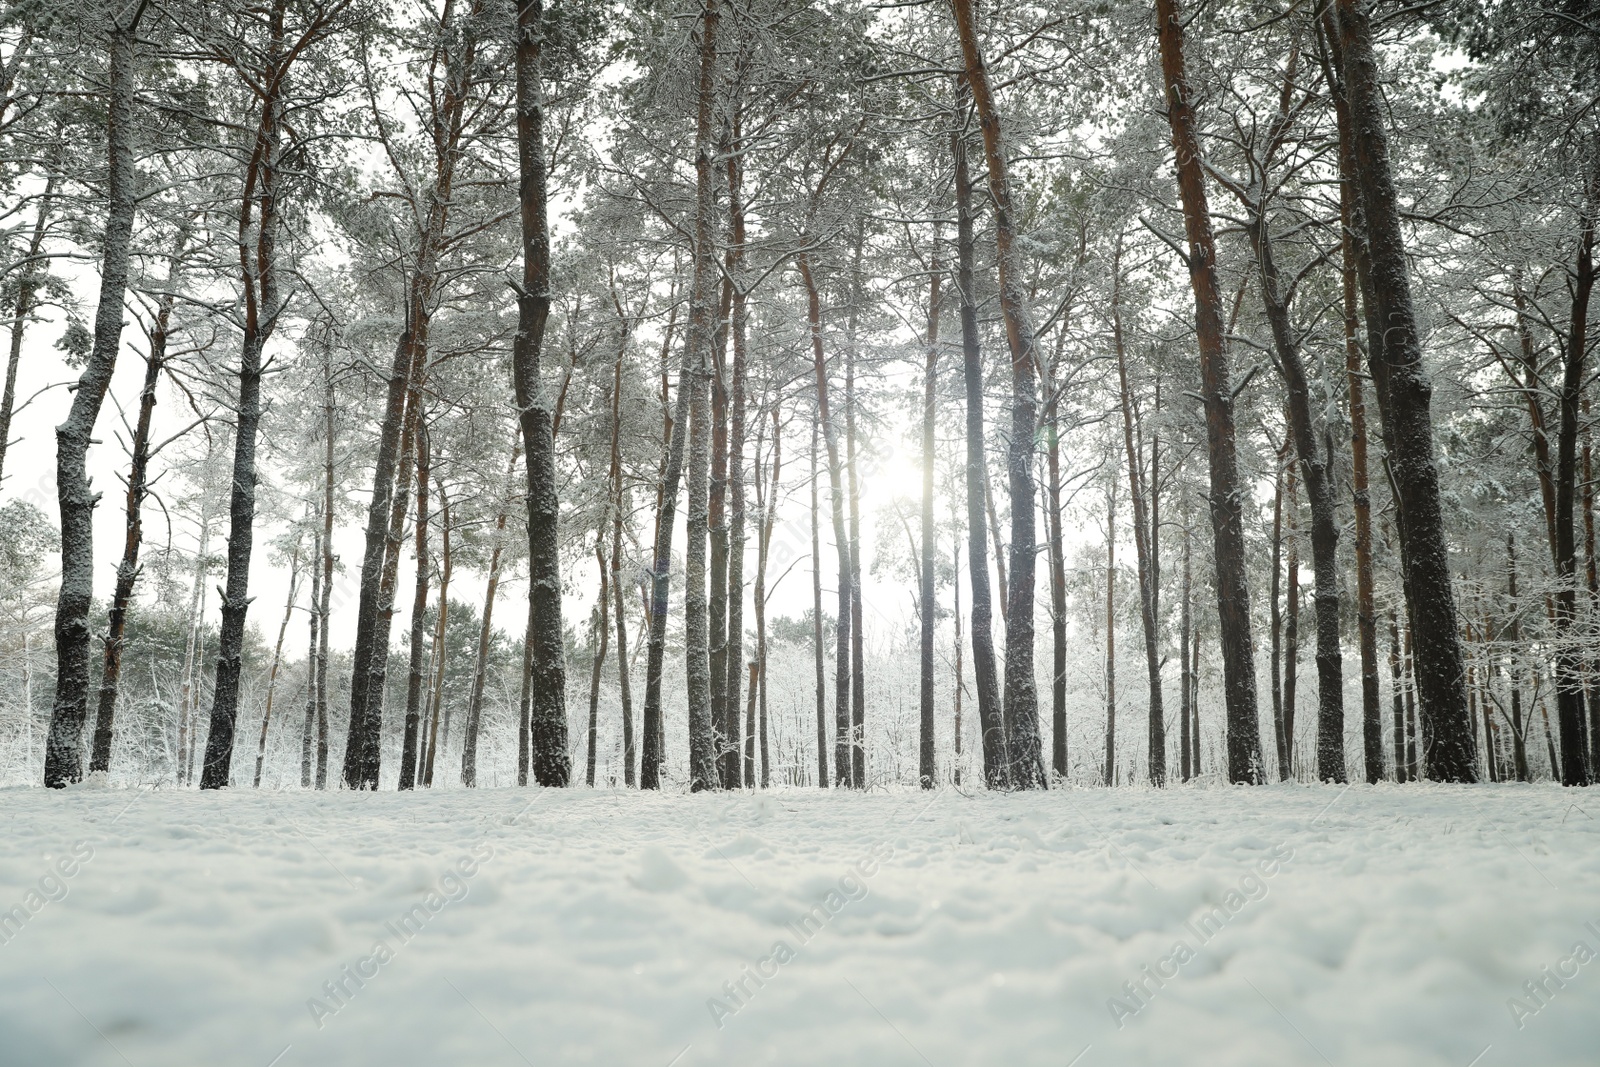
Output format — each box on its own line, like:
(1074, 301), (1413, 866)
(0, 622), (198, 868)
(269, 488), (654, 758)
(253, 543), (302, 787)
(46, 10), (143, 788)
(799, 251), (855, 789)
(587, 536), (610, 787)
(953, 121), (1006, 790)
(810, 418), (828, 787)
(609, 316), (636, 787)
(1248, 216), (1347, 782)
(90, 289), (172, 773)
(461, 443), (520, 787)
(1103, 480), (1117, 786)
(1333, 0), (1475, 781)
(952, 0), (1045, 790)
(681, 0), (721, 793)
(399, 420), (431, 791)
(515, 0), (569, 786)
(723, 130), (749, 788)
(202, 3), (289, 789)
(919, 261), (941, 788)
(1111, 250), (1165, 786)
(1155, 0), (1263, 784)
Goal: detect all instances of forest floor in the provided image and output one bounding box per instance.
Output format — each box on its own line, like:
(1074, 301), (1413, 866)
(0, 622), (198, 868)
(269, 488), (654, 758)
(0, 781), (1595, 1066)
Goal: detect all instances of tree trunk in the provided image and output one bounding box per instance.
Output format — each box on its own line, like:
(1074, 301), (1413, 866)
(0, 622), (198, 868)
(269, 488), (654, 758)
(515, 0), (569, 787)
(1047, 332), (1068, 780)
(951, 0), (1046, 789)
(1271, 455), (1285, 779)
(797, 252), (854, 790)
(1334, 0), (1475, 781)
(253, 542), (302, 787)
(302, 521), (321, 789)
(587, 536), (611, 787)
(1387, 610), (1406, 783)
(316, 351), (335, 791)
(1284, 466), (1301, 780)
(723, 132), (749, 789)
(1505, 534), (1530, 782)
(1103, 481), (1117, 786)
(845, 295), (867, 789)
(423, 481), (452, 787)
(1586, 396), (1600, 771)
(680, 0), (720, 794)
(810, 417), (828, 787)
(1180, 518), (1193, 781)
(710, 273), (731, 787)
(1336, 156), (1384, 784)
(462, 443), (520, 787)
(202, 5), (288, 789)
(608, 324), (636, 788)
(90, 290), (172, 774)
(46, 11), (142, 788)
(954, 519), (966, 785)
(920, 261), (941, 789)
(1248, 215), (1347, 782)
(399, 420), (431, 790)
(1551, 168), (1596, 785)
(1154, 0), (1263, 785)
(1111, 251), (1165, 786)
(952, 122), (1007, 790)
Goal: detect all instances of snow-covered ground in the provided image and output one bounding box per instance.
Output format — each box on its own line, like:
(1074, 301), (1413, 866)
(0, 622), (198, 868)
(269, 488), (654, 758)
(0, 782), (1595, 1067)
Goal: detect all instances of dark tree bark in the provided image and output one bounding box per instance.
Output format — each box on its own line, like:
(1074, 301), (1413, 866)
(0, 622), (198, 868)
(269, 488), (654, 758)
(681, 0), (721, 793)
(90, 287), (172, 774)
(952, 123), (1006, 790)
(1333, 0), (1476, 781)
(515, 0), (569, 786)
(920, 261), (941, 789)
(1154, 0), (1264, 784)
(952, 0), (1046, 790)
(46, 8), (144, 788)
(1551, 170), (1596, 785)
(202, 1), (292, 790)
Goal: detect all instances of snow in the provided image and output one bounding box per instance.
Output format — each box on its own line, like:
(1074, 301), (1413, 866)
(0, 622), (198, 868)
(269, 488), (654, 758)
(0, 783), (1596, 1066)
